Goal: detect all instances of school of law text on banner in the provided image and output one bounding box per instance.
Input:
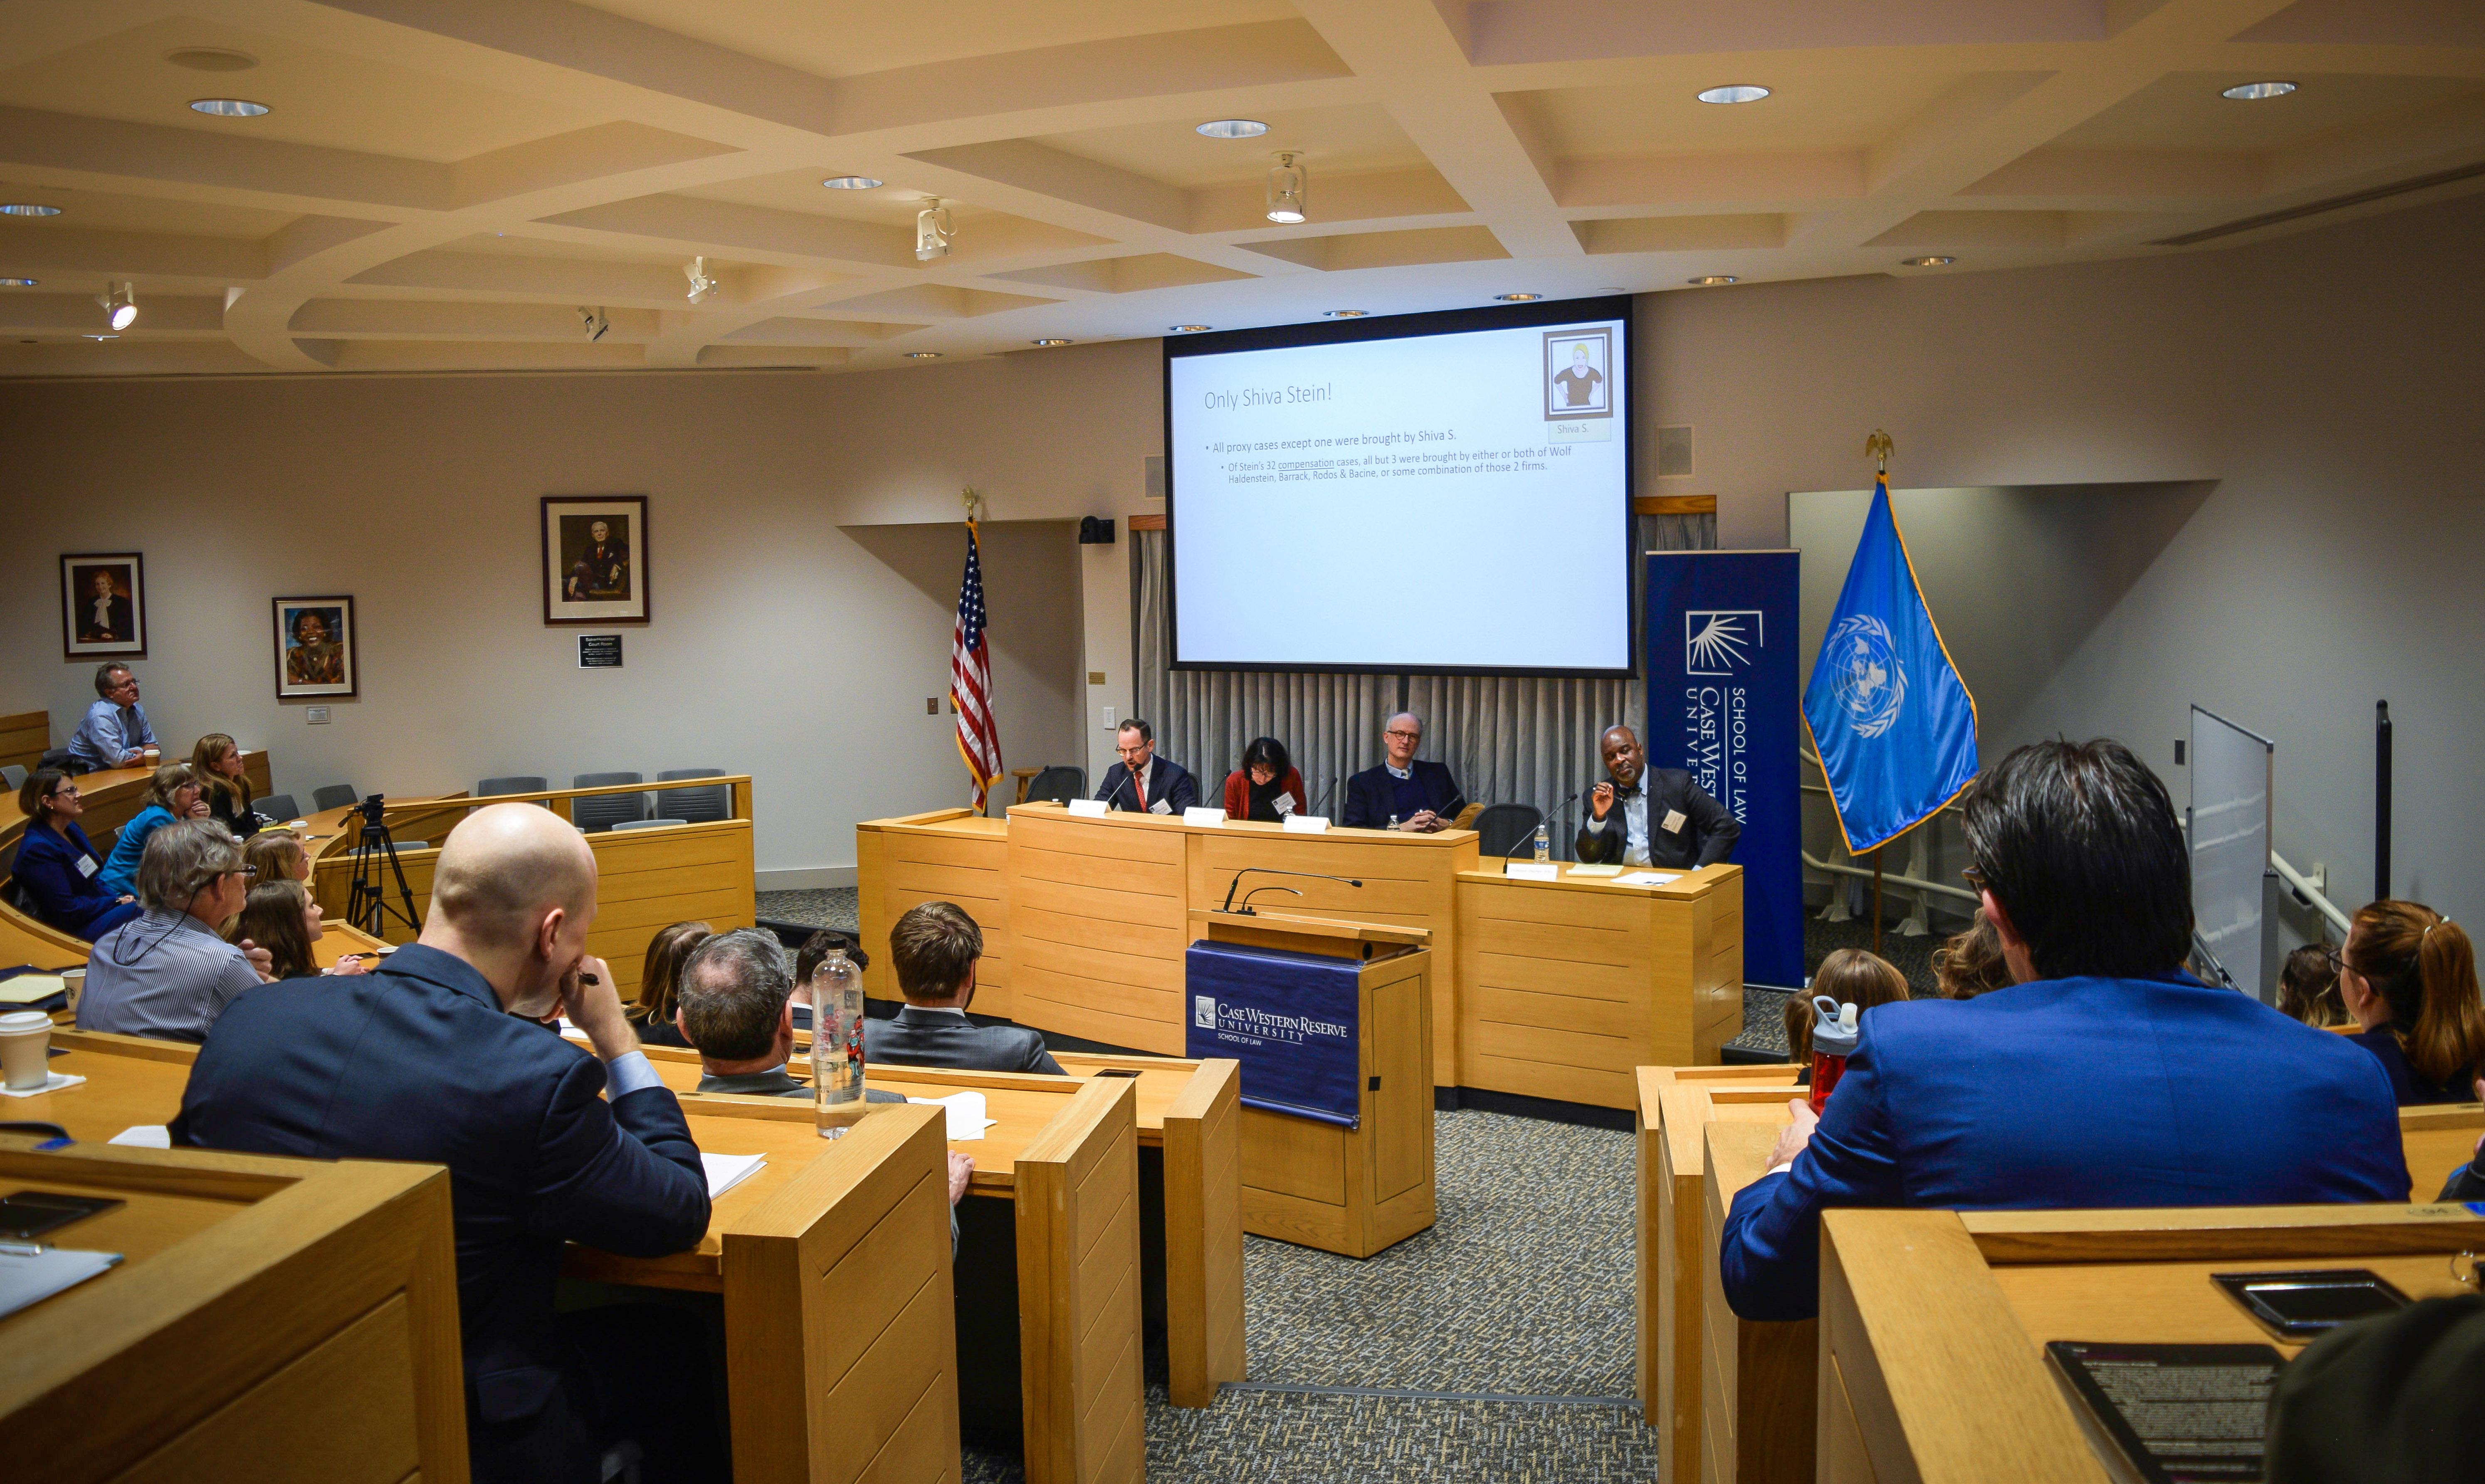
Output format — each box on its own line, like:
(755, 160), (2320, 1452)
(1184, 942), (1361, 1128)
(1645, 551), (1803, 990)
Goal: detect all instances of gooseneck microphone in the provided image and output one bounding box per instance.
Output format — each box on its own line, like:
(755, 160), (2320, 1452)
(1306, 776), (1339, 819)
(1238, 885), (1303, 913)
(1100, 763), (1139, 812)
(1221, 867), (1363, 914)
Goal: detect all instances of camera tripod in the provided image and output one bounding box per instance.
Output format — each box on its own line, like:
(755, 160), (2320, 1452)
(345, 793), (423, 939)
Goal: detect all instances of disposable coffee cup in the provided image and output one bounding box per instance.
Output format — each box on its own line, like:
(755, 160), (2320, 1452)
(0, 1010), (52, 1091)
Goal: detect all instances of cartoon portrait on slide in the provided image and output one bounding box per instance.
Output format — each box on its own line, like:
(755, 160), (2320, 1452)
(1543, 328), (1613, 420)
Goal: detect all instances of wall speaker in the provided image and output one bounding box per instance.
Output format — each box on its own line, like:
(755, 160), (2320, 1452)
(1078, 516), (1117, 545)
(1657, 425), (1694, 477)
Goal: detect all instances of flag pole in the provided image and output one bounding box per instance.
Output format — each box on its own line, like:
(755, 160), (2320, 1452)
(1862, 429), (1893, 955)
(1871, 847), (1885, 954)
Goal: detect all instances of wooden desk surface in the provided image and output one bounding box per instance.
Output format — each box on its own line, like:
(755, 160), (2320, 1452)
(1457, 858), (1742, 899)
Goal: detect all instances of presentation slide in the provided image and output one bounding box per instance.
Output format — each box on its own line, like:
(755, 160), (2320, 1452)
(1167, 302), (1632, 674)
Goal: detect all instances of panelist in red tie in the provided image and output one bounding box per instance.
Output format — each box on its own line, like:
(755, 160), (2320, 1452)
(1094, 717), (1198, 816)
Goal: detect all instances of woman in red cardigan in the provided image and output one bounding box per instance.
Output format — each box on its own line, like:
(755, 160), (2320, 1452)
(1222, 736), (1309, 822)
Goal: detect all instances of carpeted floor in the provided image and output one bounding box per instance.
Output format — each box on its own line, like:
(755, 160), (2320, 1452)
(757, 886), (859, 933)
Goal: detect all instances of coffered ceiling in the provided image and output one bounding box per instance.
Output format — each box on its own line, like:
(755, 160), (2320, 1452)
(0, 0), (2479, 377)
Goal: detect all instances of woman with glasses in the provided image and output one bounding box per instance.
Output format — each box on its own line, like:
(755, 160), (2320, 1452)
(77, 818), (277, 1042)
(2336, 901), (2484, 1106)
(1222, 736), (1308, 823)
(12, 766), (141, 941)
(99, 762), (210, 899)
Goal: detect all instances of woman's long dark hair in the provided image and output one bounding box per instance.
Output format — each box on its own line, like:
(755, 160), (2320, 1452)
(1241, 736), (1290, 779)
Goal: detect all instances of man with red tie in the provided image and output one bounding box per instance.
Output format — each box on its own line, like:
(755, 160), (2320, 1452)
(1094, 718), (1198, 816)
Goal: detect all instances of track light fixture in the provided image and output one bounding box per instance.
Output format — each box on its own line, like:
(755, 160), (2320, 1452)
(915, 198), (954, 262)
(1266, 152), (1308, 225)
(98, 281), (138, 330)
(579, 306), (609, 341)
(684, 257), (718, 304)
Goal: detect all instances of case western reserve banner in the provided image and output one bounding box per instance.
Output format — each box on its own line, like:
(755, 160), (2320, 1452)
(1184, 942), (1361, 1128)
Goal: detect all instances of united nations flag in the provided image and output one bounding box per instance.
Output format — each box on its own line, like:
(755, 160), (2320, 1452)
(1803, 475), (1979, 854)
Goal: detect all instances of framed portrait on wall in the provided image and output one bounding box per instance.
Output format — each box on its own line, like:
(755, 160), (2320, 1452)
(542, 495), (650, 625)
(60, 552), (147, 659)
(272, 596), (357, 699)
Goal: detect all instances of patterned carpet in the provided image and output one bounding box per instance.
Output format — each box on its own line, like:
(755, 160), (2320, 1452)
(756, 886), (860, 933)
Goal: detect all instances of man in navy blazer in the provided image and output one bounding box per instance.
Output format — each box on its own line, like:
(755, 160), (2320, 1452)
(174, 803), (720, 1483)
(868, 901), (1065, 1074)
(1341, 712), (1467, 831)
(1094, 716), (1198, 815)
(1719, 739), (2410, 1323)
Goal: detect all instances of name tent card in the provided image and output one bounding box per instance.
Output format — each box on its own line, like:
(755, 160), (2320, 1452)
(1182, 806), (1228, 827)
(1281, 814), (1330, 833)
(1507, 862), (1559, 881)
(1067, 798), (1109, 818)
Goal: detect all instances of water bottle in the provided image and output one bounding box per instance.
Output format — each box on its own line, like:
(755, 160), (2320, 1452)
(1807, 995), (1860, 1116)
(811, 948), (866, 1138)
(1387, 813), (1400, 831)
(1532, 822), (1551, 862)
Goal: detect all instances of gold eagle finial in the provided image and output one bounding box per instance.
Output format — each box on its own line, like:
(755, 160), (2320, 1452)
(1863, 429), (1894, 474)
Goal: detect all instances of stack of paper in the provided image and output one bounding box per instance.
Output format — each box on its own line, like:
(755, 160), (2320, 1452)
(1616, 871), (1681, 886)
(0, 974), (66, 1007)
(700, 1152), (767, 1198)
(0, 1245), (122, 1321)
(107, 1125), (170, 1148)
(905, 1090), (998, 1141)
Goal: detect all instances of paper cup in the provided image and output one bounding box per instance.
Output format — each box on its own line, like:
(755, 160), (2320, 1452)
(0, 1010), (51, 1091)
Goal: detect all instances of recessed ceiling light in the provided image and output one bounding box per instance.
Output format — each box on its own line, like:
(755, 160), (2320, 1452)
(1900, 256), (1956, 268)
(821, 175), (883, 190)
(1031, 337), (1072, 346)
(1494, 292), (1541, 302)
(2222, 80), (2297, 101)
(905, 351), (942, 359)
(189, 98), (271, 117)
(0, 277), (36, 288)
(165, 47), (259, 72)
(1324, 309), (1367, 318)
(1169, 324), (1212, 333)
(1688, 275), (1739, 286)
(1697, 84), (1771, 105)
(1196, 119), (1268, 139)
(0, 204), (63, 217)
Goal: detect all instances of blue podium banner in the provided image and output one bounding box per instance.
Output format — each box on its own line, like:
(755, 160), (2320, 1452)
(1185, 941), (1361, 1128)
(1645, 551), (1803, 989)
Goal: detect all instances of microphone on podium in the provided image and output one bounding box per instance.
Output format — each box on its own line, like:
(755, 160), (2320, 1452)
(1220, 867), (1362, 914)
(1099, 765), (1138, 812)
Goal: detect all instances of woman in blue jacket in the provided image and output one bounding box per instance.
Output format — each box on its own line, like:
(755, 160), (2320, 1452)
(99, 763), (207, 898)
(15, 767), (142, 941)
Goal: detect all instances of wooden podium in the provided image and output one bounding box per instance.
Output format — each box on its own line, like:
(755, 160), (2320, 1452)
(1192, 909), (1437, 1259)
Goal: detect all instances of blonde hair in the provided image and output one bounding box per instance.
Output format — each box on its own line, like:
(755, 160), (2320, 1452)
(1787, 949), (1911, 1063)
(143, 763), (196, 814)
(2349, 901), (2484, 1091)
(242, 830), (309, 884)
(188, 733), (249, 810)
(1932, 912), (2013, 999)
(2276, 943), (2347, 1028)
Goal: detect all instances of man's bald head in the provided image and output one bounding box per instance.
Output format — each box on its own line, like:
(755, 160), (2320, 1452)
(1599, 725), (1645, 788)
(432, 802), (598, 948)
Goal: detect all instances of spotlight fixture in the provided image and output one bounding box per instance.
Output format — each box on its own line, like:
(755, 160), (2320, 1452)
(189, 98), (270, 116)
(684, 256), (718, 304)
(0, 277), (36, 288)
(98, 281), (138, 330)
(1688, 275), (1738, 286)
(1900, 256), (1956, 268)
(1697, 84), (1771, 104)
(1323, 309), (1367, 318)
(821, 175), (883, 190)
(1266, 151), (1308, 225)
(905, 351), (942, 359)
(578, 306), (609, 341)
(1494, 292), (1541, 302)
(1197, 119), (1268, 139)
(0, 203), (62, 217)
(1031, 337), (1073, 346)
(2222, 80), (2297, 101)
(915, 197), (954, 262)
(1168, 324), (1211, 333)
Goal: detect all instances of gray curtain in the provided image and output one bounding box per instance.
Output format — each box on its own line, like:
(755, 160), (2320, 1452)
(1133, 512), (1716, 848)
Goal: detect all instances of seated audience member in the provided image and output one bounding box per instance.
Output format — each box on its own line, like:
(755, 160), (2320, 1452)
(1930, 911), (2013, 999)
(173, 802), (719, 1484)
(14, 768), (142, 941)
(1342, 713), (1466, 832)
(242, 829), (311, 884)
(674, 928), (902, 1107)
(65, 664), (157, 773)
(792, 928), (870, 1029)
(99, 763), (207, 897)
(867, 901), (1065, 1074)
(1783, 948), (1910, 1082)
(1095, 718), (1198, 815)
(1717, 739), (2410, 1323)
(1223, 736), (1308, 822)
(228, 878), (372, 981)
(190, 733), (265, 837)
(2264, 1293), (2485, 1484)
(79, 820), (273, 1040)
(2277, 941), (2349, 1027)
(1576, 724), (1739, 867)
(2337, 901), (2483, 1106)
(625, 919), (709, 1049)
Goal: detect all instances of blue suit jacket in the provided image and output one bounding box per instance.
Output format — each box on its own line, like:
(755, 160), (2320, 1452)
(16, 820), (139, 941)
(1095, 756), (1198, 814)
(1341, 760), (1465, 830)
(1720, 974), (2412, 1322)
(172, 944), (711, 1422)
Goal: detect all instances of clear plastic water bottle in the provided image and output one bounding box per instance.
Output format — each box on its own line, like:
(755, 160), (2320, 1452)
(1387, 813), (1400, 831)
(1532, 822), (1551, 862)
(811, 948), (866, 1138)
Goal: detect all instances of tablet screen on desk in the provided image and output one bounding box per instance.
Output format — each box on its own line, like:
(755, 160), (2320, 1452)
(0, 1190), (124, 1240)
(2046, 1340), (2281, 1484)
(2213, 1268), (2408, 1338)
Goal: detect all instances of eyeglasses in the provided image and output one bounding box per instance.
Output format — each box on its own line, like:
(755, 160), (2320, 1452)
(2324, 945), (2344, 971)
(225, 866), (257, 881)
(1115, 743), (1149, 757)
(47, 785), (80, 801)
(1960, 865), (1989, 889)
(1384, 729), (1420, 742)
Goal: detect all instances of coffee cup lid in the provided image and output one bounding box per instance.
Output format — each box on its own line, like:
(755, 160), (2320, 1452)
(0, 1010), (51, 1032)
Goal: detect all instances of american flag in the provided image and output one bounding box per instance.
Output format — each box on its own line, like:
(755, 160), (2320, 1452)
(951, 519), (1003, 810)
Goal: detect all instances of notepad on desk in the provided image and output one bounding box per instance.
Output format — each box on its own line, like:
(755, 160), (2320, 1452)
(0, 973), (67, 1007)
(700, 1152), (766, 1199)
(0, 1244), (123, 1321)
(907, 1090), (997, 1141)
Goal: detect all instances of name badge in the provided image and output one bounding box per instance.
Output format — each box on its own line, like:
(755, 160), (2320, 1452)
(76, 855), (98, 878)
(1273, 795), (1296, 817)
(1662, 808), (1688, 835)
(1149, 799), (1173, 815)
